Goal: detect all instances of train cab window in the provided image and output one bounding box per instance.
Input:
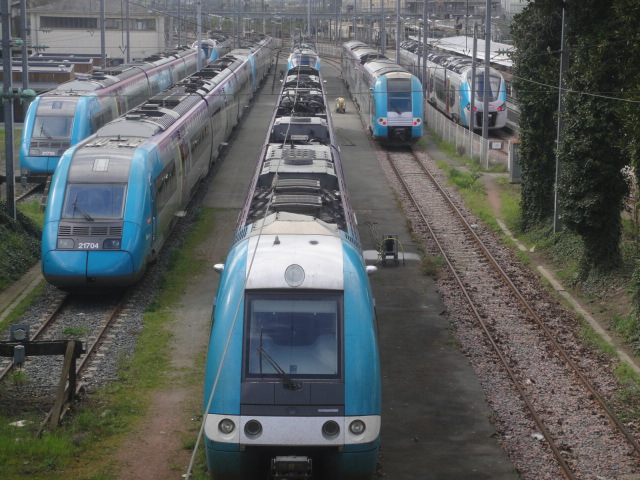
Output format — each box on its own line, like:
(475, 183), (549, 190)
(33, 114), (74, 139)
(387, 78), (412, 113)
(474, 74), (502, 102)
(244, 293), (342, 380)
(33, 98), (77, 139)
(61, 183), (126, 220)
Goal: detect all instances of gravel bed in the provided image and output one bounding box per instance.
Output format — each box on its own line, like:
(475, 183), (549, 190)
(379, 146), (640, 480)
(0, 158), (213, 413)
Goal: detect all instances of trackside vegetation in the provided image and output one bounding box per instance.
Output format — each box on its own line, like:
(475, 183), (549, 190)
(511, 0), (640, 330)
(0, 207), (215, 479)
(0, 200), (41, 292)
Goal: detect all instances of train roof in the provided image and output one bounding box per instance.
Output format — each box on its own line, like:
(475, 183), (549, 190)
(52, 47), (197, 93)
(408, 35), (514, 69)
(96, 54), (244, 136)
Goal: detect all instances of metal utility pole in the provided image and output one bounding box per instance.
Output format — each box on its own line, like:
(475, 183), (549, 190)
(553, 3), (569, 234)
(308, 0), (311, 38)
(100, 0), (106, 68)
(481, 0), (490, 141)
(421, 0), (427, 92)
(381, 0), (385, 55)
(20, 0), (28, 89)
(368, 0), (372, 45)
(197, 1), (202, 70)
(470, 22), (478, 149)
(395, 0), (400, 62)
(126, 0), (131, 63)
(2, 0), (16, 220)
(353, 0), (356, 40)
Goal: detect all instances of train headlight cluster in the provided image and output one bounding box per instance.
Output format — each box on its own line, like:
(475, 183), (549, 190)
(218, 418), (235, 434)
(377, 117), (387, 125)
(244, 420), (262, 436)
(57, 238), (74, 249)
(103, 238), (121, 249)
(322, 420), (340, 437)
(349, 419), (366, 435)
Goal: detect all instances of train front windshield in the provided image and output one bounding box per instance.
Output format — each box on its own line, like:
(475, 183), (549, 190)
(245, 293), (342, 379)
(61, 184), (126, 220)
(32, 98), (77, 140)
(474, 74), (503, 102)
(387, 78), (412, 113)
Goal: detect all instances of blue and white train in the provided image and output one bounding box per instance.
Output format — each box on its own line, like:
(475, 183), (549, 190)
(287, 37), (322, 71)
(40, 36), (272, 291)
(341, 40), (422, 143)
(204, 39), (381, 480)
(20, 37), (231, 176)
(399, 39), (507, 130)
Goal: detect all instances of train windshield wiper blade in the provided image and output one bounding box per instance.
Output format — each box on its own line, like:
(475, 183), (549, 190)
(40, 124), (52, 138)
(257, 346), (302, 391)
(72, 195), (94, 221)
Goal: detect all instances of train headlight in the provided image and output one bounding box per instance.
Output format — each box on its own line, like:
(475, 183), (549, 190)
(377, 117), (387, 125)
(497, 105), (505, 111)
(57, 238), (74, 249)
(103, 238), (121, 249)
(218, 418), (235, 434)
(29, 148), (41, 156)
(349, 419), (366, 435)
(244, 420), (262, 436)
(322, 420), (340, 437)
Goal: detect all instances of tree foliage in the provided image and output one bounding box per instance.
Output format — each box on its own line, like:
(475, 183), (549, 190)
(511, 0), (635, 277)
(510, 0), (563, 230)
(557, 0), (629, 275)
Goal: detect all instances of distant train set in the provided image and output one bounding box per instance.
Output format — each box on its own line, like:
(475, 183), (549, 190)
(341, 40), (423, 143)
(399, 39), (508, 130)
(40, 36), (272, 290)
(20, 38), (232, 177)
(203, 38), (381, 479)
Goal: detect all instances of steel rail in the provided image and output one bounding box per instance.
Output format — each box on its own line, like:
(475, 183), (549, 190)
(0, 292), (70, 382)
(384, 147), (640, 479)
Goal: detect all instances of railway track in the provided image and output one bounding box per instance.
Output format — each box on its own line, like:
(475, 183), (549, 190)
(383, 146), (640, 480)
(0, 289), (131, 428)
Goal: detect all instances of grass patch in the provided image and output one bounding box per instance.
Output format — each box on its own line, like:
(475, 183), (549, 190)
(18, 200), (45, 230)
(0, 283), (46, 335)
(577, 318), (617, 358)
(433, 158), (499, 232)
(61, 326), (89, 338)
(0, 200), (41, 293)
(614, 362), (640, 422)
(0, 206), (217, 479)
(420, 255), (446, 277)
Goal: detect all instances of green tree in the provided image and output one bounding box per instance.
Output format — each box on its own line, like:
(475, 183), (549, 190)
(510, 0), (563, 230)
(557, 0), (629, 276)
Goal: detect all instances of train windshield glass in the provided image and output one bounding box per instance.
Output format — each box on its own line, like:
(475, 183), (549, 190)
(32, 98), (77, 139)
(387, 78), (412, 113)
(474, 74), (502, 102)
(61, 183), (126, 220)
(245, 293), (341, 380)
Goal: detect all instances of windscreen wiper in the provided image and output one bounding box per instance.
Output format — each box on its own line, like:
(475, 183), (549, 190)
(257, 346), (302, 391)
(40, 124), (52, 138)
(72, 194), (94, 222)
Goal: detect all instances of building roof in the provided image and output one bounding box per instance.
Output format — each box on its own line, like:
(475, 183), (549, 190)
(29, 0), (157, 15)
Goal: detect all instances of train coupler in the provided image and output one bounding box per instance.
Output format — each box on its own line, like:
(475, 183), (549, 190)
(270, 456), (312, 479)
